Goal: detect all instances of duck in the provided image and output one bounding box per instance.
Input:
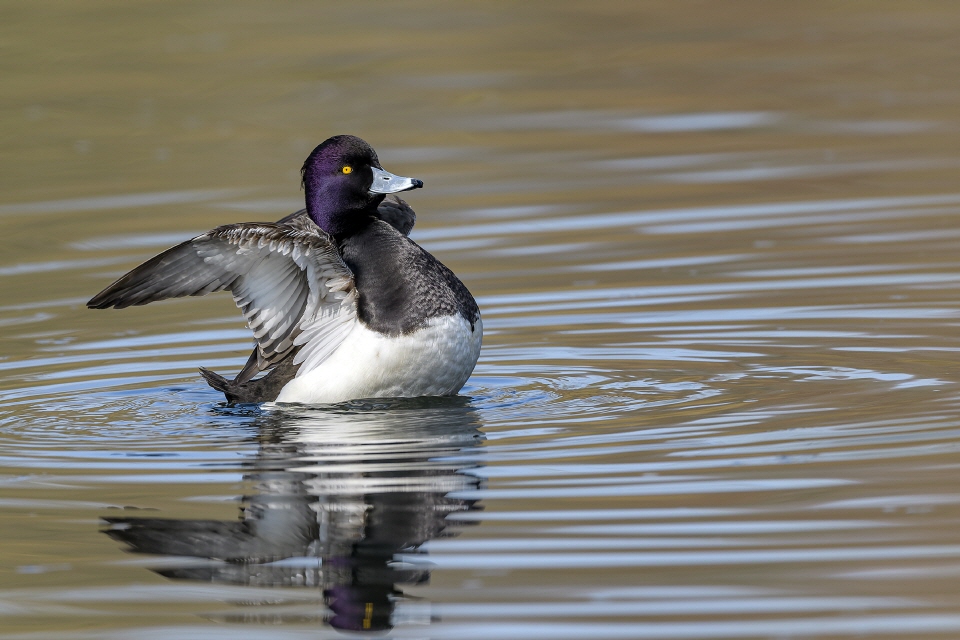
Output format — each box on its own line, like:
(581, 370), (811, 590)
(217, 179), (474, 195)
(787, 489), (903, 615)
(87, 135), (482, 405)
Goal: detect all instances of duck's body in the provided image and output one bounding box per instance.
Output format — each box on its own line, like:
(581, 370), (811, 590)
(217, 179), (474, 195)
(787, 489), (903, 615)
(88, 135), (482, 405)
(277, 314), (480, 404)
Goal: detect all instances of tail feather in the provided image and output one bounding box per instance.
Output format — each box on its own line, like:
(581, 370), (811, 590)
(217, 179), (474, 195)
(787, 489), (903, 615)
(198, 367), (231, 394)
(199, 358), (300, 405)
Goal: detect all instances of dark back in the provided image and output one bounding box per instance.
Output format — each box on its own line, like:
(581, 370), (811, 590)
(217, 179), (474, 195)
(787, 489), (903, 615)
(339, 219), (479, 336)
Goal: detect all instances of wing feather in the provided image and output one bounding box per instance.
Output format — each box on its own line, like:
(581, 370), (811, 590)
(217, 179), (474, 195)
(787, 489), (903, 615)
(88, 222), (358, 380)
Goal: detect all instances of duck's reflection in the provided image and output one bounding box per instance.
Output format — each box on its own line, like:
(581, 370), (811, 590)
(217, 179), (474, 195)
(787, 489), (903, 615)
(104, 398), (484, 632)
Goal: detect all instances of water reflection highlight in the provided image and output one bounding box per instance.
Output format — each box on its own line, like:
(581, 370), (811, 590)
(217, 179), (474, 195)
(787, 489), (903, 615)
(103, 399), (483, 632)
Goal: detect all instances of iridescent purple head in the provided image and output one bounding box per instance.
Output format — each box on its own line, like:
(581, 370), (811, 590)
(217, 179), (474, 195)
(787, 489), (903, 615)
(301, 135), (422, 237)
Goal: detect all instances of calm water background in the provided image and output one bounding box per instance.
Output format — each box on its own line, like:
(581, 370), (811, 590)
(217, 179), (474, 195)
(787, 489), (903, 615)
(3, 2), (960, 638)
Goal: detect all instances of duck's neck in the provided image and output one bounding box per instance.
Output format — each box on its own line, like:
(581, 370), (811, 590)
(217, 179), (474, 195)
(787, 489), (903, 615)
(305, 189), (383, 238)
(309, 205), (374, 238)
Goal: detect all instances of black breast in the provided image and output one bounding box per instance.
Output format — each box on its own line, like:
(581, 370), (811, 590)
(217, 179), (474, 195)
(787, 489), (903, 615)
(338, 219), (479, 336)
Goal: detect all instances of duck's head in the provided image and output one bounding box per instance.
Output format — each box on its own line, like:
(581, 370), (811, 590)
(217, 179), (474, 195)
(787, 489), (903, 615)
(302, 135), (423, 236)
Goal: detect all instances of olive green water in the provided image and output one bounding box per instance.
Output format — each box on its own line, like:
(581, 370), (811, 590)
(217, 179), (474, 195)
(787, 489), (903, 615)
(3, 2), (960, 638)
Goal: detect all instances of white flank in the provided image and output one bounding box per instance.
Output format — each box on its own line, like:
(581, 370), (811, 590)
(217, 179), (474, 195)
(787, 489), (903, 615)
(275, 315), (483, 404)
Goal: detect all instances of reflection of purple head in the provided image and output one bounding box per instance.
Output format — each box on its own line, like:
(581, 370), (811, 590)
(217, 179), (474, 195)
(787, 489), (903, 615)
(302, 135), (422, 237)
(325, 584), (395, 632)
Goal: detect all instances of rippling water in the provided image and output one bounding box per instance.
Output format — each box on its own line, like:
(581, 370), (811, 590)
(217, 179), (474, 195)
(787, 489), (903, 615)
(3, 2), (960, 638)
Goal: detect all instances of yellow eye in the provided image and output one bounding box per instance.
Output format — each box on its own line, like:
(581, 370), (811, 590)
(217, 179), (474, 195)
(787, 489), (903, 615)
(341, 166), (353, 175)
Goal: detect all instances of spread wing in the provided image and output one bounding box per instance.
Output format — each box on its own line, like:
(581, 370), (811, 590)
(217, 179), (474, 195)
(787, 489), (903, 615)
(87, 223), (357, 383)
